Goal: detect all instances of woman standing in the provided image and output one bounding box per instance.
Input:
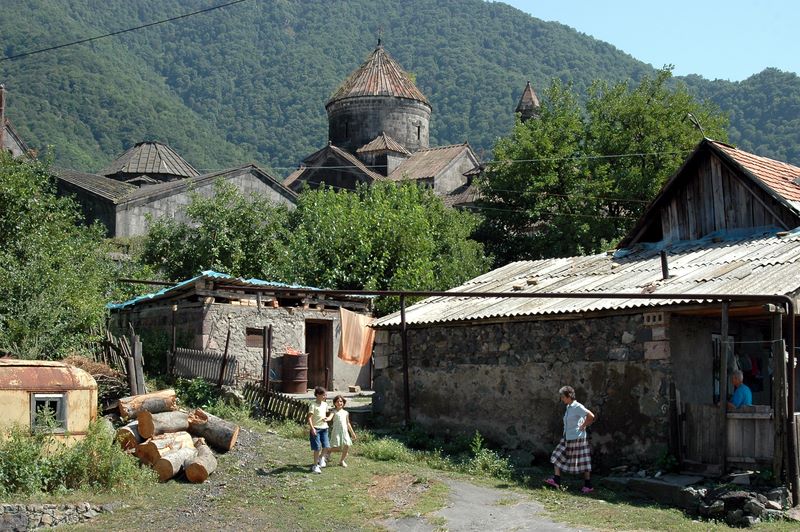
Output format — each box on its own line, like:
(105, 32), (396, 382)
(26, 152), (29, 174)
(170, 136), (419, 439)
(545, 385), (596, 493)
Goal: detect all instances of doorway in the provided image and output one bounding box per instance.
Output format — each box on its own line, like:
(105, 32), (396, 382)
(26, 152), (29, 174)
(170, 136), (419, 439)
(305, 320), (333, 389)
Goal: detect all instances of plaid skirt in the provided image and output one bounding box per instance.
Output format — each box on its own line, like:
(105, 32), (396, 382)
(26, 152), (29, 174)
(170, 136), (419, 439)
(550, 436), (592, 474)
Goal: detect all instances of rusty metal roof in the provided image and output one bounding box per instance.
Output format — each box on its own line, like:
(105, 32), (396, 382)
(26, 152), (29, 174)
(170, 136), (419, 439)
(326, 45), (430, 107)
(356, 132), (411, 155)
(373, 229), (800, 328)
(388, 143), (478, 182)
(0, 359), (97, 391)
(98, 141), (199, 179)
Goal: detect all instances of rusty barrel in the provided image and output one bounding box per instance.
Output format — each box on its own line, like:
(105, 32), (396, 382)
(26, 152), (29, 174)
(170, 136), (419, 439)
(281, 353), (308, 394)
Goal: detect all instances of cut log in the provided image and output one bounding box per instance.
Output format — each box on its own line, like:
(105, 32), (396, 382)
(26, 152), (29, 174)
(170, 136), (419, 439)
(118, 389), (178, 419)
(154, 447), (197, 482)
(115, 421), (143, 451)
(136, 431), (195, 465)
(184, 437), (218, 483)
(138, 410), (189, 439)
(187, 408), (240, 452)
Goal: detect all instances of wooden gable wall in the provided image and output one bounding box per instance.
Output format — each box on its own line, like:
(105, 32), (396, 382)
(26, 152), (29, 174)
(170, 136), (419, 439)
(637, 151), (800, 243)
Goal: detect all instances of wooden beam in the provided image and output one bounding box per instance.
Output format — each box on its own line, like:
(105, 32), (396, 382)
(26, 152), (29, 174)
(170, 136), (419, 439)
(772, 314), (787, 483)
(720, 302), (729, 473)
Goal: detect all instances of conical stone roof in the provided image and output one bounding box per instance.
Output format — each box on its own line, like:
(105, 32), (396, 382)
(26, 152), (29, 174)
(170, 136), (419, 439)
(326, 44), (430, 108)
(99, 141), (199, 180)
(515, 81), (540, 120)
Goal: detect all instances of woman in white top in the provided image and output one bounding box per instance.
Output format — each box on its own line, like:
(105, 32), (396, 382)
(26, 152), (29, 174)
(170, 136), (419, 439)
(545, 385), (596, 493)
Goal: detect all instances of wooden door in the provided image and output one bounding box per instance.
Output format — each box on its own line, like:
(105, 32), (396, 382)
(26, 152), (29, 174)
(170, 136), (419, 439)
(305, 321), (332, 389)
(683, 403), (724, 466)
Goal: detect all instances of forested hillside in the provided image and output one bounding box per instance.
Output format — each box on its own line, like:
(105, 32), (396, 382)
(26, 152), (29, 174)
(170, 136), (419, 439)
(1, 0), (798, 173)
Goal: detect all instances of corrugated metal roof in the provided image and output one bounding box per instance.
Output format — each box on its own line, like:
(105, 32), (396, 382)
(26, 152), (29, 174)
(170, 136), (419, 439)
(326, 45), (430, 107)
(0, 359), (97, 391)
(373, 229), (800, 328)
(388, 143), (477, 182)
(356, 132), (411, 155)
(98, 142), (199, 179)
(54, 168), (137, 202)
(109, 270), (370, 310)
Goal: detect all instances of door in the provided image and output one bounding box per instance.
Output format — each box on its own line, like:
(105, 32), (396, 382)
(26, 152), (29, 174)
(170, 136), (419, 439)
(305, 320), (333, 389)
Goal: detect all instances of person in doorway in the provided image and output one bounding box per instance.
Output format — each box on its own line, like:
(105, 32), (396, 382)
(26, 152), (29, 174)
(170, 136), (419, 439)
(545, 385), (596, 493)
(322, 394), (357, 467)
(727, 369), (753, 409)
(307, 386), (331, 474)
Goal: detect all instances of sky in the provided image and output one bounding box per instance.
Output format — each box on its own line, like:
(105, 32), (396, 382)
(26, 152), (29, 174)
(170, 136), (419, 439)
(502, 0), (799, 81)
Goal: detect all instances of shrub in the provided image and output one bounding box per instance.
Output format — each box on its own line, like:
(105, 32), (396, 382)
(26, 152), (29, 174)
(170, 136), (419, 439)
(358, 437), (416, 463)
(174, 377), (219, 409)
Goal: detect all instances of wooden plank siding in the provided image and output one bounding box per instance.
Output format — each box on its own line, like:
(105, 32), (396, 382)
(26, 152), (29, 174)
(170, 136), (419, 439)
(684, 403), (723, 465)
(656, 153), (798, 242)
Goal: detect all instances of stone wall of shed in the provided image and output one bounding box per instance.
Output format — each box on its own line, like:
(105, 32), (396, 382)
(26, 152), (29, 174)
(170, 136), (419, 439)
(112, 303), (369, 391)
(432, 151), (473, 196)
(372, 313), (672, 468)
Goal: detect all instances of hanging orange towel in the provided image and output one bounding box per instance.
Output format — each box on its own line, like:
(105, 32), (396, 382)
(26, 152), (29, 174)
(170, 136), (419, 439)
(338, 308), (375, 366)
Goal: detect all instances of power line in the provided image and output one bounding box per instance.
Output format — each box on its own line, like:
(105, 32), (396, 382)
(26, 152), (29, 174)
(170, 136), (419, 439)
(0, 0), (251, 63)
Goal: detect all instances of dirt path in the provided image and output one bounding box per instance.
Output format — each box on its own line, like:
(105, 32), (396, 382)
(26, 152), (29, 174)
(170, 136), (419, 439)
(382, 479), (582, 531)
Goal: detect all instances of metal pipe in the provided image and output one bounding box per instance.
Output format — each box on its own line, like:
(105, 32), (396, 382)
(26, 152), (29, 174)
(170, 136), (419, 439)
(660, 250), (669, 279)
(400, 294), (410, 428)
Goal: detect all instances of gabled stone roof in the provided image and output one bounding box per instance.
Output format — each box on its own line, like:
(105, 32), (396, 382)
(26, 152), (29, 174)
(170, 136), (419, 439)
(356, 132), (411, 155)
(98, 141), (199, 180)
(388, 143), (478, 182)
(54, 168), (136, 202)
(286, 144), (385, 187)
(326, 44), (430, 107)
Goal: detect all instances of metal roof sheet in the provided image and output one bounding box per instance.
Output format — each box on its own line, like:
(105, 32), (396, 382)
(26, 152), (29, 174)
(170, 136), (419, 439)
(98, 142), (199, 179)
(54, 168), (137, 202)
(373, 229), (800, 328)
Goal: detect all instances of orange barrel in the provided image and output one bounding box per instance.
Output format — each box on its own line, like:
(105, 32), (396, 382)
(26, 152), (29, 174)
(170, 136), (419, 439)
(281, 353), (308, 393)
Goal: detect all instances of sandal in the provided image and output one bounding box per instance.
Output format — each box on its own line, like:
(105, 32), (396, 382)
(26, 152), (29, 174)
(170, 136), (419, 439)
(544, 478), (560, 488)
(581, 486), (594, 494)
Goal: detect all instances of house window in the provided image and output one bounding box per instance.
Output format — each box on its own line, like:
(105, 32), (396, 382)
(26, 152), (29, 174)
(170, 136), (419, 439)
(30, 393), (66, 432)
(246, 327), (264, 348)
(416, 125), (421, 140)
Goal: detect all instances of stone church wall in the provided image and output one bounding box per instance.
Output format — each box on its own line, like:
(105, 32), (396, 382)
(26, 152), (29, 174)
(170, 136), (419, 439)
(327, 96), (430, 153)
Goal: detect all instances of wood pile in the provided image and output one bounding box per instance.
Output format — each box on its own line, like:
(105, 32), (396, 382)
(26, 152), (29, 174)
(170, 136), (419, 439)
(113, 389), (235, 483)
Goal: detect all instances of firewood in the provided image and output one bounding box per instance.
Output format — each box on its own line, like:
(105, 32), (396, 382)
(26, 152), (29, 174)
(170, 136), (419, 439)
(136, 431), (195, 465)
(187, 408), (240, 452)
(115, 421), (142, 451)
(184, 437), (218, 483)
(154, 447), (197, 482)
(118, 389), (178, 419)
(138, 410), (189, 439)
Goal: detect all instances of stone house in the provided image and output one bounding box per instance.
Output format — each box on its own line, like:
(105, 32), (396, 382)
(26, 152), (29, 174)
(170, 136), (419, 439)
(371, 139), (800, 477)
(284, 42), (482, 203)
(54, 141), (297, 238)
(109, 271), (374, 392)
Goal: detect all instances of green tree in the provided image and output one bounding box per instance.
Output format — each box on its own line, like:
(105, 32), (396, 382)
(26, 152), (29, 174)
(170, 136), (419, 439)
(141, 179), (293, 281)
(478, 69), (728, 264)
(0, 154), (115, 358)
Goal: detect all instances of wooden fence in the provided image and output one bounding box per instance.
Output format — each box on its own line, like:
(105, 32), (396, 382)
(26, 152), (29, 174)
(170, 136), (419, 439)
(171, 347), (238, 386)
(243, 383), (308, 424)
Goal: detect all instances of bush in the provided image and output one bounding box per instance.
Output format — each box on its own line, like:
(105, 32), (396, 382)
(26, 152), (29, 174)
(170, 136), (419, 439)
(174, 377), (219, 409)
(466, 432), (513, 480)
(0, 420), (153, 496)
(358, 437), (416, 463)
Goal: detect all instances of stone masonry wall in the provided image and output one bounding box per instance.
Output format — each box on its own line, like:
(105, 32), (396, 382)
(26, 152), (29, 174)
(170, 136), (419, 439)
(373, 313), (673, 468)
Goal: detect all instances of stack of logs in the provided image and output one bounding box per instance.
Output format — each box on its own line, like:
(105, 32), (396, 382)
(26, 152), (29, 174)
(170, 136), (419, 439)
(114, 389), (240, 482)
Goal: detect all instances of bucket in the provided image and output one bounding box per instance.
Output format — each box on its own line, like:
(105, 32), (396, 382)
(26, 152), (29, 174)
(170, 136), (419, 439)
(282, 353), (308, 394)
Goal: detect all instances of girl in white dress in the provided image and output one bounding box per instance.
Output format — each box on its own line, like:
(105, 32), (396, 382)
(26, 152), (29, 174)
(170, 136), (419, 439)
(326, 395), (357, 467)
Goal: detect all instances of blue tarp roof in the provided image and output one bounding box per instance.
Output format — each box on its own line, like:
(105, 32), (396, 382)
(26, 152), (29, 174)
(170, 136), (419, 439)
(108, 270), (337, 310)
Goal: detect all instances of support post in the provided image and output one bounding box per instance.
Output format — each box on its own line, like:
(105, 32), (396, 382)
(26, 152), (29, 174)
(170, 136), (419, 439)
(262, 325), (272, 392)
(400, 294), (410, 428)
(720, 302), (729, 472)
(772, 313), (787, 485)
(218, 327), (231, 387)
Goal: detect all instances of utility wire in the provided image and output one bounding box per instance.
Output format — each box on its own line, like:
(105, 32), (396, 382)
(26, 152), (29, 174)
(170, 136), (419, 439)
(0, 0), (251, 63)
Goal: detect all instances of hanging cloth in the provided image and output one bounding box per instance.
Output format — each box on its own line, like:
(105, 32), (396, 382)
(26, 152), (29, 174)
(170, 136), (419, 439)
(338, 308), (375, 366)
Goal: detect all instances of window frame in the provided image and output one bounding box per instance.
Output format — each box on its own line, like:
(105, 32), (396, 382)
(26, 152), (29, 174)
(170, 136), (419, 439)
(30, 393), (67, 433)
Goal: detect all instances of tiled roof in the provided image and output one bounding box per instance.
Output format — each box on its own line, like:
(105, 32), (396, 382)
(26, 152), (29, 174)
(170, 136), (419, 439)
(442, 182), (479, 208)
(98, 141), (199, 179)
(54, 168), (136, 202)
(711, 140), (800, 202)
(388, 143), (477, 182)
(515, 81), (540, 115)
(373, 228), (800, 327)
(327, 45), (430, 107)
(356, 132), (411, 155)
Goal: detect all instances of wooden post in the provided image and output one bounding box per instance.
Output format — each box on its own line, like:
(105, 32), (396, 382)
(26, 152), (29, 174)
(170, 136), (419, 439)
(772, 313), (787, 482)
(169, 305), (177, 375)
(133, 333), (145, 395)
(218, 326), (231, 387)
(720, 302), (729, 472)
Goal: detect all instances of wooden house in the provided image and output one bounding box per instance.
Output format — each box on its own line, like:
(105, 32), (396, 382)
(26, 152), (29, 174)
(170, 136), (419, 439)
(109, 271), (375, 393)
(371, 139), (800, 494)
(0, 359), (98, 445)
